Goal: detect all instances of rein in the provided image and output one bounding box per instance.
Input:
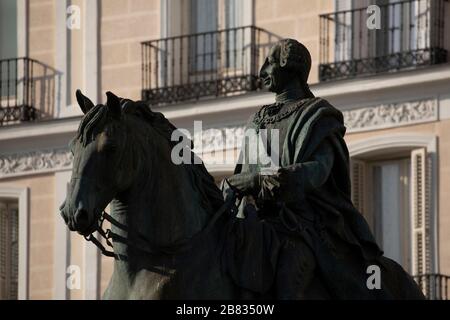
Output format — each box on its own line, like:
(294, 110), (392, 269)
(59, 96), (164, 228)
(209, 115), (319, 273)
(84, 196), (237, 260)
(83, 211), (121, 259)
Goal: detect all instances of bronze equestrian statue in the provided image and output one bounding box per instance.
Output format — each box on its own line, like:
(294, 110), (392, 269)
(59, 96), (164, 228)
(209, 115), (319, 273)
(60, 39), (424, 299)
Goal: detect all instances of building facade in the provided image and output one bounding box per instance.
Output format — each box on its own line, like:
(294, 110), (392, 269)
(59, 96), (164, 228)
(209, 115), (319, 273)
(0, 0), (449, 299)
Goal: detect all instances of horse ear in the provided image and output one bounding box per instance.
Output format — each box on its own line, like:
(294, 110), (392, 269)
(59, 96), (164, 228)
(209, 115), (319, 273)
(106, 91), (121, 119)
(76, 89), (95, 114)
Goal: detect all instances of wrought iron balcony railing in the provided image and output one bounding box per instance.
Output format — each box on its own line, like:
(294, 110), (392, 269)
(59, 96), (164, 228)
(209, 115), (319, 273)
(141, 26), (279, 106)
(319, 0), (448, 82)
(0, 57), (58, 126)
(414, 273), (449, 300)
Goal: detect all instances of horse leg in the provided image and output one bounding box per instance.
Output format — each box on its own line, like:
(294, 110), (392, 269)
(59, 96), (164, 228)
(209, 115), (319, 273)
(101, 261), (132, 300)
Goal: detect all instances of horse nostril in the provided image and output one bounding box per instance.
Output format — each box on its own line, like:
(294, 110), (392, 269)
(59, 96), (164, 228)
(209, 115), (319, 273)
(74, 208), (91, 230)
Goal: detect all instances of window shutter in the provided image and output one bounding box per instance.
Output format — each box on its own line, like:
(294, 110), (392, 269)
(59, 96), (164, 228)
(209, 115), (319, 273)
(0, 202), (8, 299)
(9, 204), (18, 299)
(350, 159), (366, 214)
(411, 148), (431, 280)
(414, 0), (431, 50)
(0, 202), (18, 300)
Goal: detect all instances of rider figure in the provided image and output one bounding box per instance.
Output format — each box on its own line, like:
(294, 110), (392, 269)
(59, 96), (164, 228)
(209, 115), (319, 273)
(223, 39), (383, 299)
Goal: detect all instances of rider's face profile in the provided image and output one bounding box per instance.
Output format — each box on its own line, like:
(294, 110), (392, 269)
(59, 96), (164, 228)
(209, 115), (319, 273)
(259, 44), (300, 94)
(259, 45), (284, 93)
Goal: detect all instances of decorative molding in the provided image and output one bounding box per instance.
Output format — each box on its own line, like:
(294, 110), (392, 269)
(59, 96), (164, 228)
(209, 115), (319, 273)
(348, 133), (437, 157)
(0, 148), (72, 179)
(343, 98), (438, 133)
(193, 125), (246, 153)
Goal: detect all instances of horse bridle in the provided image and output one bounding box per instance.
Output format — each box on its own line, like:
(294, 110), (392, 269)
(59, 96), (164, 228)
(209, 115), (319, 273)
(83, 193), (238, 260)
(83, 210), (119, 259)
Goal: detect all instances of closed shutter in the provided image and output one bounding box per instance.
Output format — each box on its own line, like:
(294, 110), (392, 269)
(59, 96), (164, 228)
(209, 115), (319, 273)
(0, 202), (7, 299)
(350, 159), (366, 214)
(9, 204), (18, 299)
(414, 0), (431, 50)
(411, 148), (431, 280)
(0, 201), (18, 300)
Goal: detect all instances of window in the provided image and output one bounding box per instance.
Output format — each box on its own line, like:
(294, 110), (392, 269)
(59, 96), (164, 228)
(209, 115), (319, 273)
(321, 0), (446, 81)
(0, 199), (19, 300)
(376, 0), (432, 56)
(334, 0), (432, 61)
(371, 159), (411, 270)
(350, 148), (432, 275)
(189, 0), (244, 72)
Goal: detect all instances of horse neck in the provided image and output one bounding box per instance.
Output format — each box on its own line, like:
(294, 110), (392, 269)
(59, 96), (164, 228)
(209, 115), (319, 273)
(113, 122), (212, 248)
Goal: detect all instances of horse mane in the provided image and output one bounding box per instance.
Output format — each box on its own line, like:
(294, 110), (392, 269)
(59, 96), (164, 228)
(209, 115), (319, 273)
(76, 98), (224, 214)
(122, 99), (225, 213)
(76, 104), (109, 146)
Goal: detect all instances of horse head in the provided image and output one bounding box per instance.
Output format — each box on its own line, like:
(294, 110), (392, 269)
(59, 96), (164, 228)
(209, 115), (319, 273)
(60, 90), (136, 235)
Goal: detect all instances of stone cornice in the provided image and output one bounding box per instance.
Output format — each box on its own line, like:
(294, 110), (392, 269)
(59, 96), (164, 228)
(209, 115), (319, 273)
(343, 98), (438, 133)
(0, 147), (72, 179)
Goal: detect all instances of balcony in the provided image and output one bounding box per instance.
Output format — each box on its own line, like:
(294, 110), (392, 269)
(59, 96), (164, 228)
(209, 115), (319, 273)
(141, 26), (278, 106)
(0, 57), (58, 126)
(414, 273), (449, 300)
(319, 0), (448, 82)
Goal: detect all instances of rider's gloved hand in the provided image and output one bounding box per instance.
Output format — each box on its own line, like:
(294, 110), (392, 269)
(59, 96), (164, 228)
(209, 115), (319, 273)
(222, 167), (304, 204)
(224, 172), (260, 197)
(221, 178), (237, 204)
